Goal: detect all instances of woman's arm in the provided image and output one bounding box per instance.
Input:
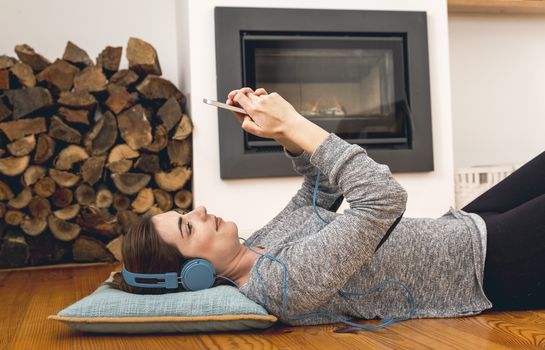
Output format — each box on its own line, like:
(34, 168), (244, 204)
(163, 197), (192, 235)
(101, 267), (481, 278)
(246, 133), (408, 316)
(226, 89), (344, 242)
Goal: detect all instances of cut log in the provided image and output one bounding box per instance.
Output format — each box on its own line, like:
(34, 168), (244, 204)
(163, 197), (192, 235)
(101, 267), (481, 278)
(23, 165), (47, 186)
(0, 230), (29, 268)
(35, 58), (79, 93)
(131, 188), (154, 214)
(48, 215), (80, 241)
(76, 206), (119, 240)
(0, 202), (6, 218)
(73, 66), (107, 93)
(116, 209), (141, 234)
(51, 187), (73, 208)
(136, 75), (184, 101)
(72, 235), (115, 262)
(75, 183), (96, 205)
(113, 192), (130, 212)
(14, 44), (50, 72)
(62, 41), (93, 68)
(54, 203), (80, 220)
(154, 166), (192, 192)
(54, 145), (89, 170)
(106, 236), (123, 261)
(5, 210), (25, 226)
(109, 69), (139, 87)
(134, 153), (161, 173)
(117, 104), (152, 150)
(81, 155), (106, 185)
(96, 46), (122, 74)
(10, 62), (36, 88)
(5, 87), (53, 119)
(95, 185), (113, 209)
(126, 37), (162, 76)
(49, 168), (80, 187)
(106, 159), (132, 174)
(28, 196), (51, 219)
(57, 107), (90, 125)
(7, 187), (32, 209)
(34, 133), (56, 164)
(0, 117), (47, 141)
(107, 143), (139, 164)
(7, 134), (36, 156)
(153, 189), (173, 212)
(157, 97), (182, 132)
(20, 216), (47, 237)
(0, 155), (30, 176)
(33, 176), (56, 197)
(0, 98), (12, 121)
(48, 115), (82, 144)
(0, 55), (17, 70)
(84, 110), (117, 156)
(167, 139), (192, 167)
(174, 189), (192, 209)
(0, 69), (9, 90)
(111, 172), (151, 195)
(27, 231), (68, 265)
(106, 84), (134, 114)
(173, 114), (193, 140)
(58, 90), (97, 109)
(0, 180), (15, 200)
(142, 124), (168, 153)
(143, 205), (163, 218)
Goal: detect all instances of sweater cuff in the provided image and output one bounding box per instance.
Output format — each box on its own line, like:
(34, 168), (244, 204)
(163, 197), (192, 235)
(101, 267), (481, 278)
(283, 147), (312, 168)
(309, 133), (356, 177)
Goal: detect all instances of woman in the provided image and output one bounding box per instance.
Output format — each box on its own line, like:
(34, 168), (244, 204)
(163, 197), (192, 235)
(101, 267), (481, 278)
(109, 87), (545, 327)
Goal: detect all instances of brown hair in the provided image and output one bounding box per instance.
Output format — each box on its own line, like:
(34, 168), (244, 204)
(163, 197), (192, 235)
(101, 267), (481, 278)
(107, 212), (187, 295)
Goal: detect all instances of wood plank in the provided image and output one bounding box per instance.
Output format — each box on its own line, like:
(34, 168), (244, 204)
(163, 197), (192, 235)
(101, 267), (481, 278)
(1, 264), (545, 350)
(449, 0), (545, 14)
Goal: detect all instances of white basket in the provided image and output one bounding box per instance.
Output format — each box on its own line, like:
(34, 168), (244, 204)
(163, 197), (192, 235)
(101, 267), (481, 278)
(454, 163), (523, 209)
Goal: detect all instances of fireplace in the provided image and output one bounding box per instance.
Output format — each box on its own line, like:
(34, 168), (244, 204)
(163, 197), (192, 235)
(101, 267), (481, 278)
(215, 7), (433, 179)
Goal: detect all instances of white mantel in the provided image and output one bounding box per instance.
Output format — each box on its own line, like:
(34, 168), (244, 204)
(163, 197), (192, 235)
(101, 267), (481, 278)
(176, 0), (455, 236)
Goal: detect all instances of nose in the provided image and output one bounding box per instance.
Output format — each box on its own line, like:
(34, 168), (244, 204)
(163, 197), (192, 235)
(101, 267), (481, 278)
(196, 206), (207, 217)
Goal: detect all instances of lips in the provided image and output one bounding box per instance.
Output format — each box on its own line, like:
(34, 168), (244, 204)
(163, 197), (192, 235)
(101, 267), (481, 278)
(215, 216), (222, 230)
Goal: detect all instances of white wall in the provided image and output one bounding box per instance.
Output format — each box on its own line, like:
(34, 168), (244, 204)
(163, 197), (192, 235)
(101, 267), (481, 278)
(449, 13), (545, 169)
(0, 0), (179, 87)
(178, 0), (456, 235)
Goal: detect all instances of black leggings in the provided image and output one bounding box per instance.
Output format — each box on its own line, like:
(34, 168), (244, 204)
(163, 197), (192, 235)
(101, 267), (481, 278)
(462, 150), (545, 311)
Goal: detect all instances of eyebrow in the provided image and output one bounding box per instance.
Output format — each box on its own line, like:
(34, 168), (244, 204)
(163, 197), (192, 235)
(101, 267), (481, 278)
(178, 215), (184, 237)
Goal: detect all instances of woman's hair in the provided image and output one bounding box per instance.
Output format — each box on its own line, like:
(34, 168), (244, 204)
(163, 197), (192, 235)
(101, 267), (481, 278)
(107, 213), (187, 295)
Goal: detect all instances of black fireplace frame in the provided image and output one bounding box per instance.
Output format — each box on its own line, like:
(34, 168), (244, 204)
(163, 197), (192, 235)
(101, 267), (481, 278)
(214, 7), (433, 179)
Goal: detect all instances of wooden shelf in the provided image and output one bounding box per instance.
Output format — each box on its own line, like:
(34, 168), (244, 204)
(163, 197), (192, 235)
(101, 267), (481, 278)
(449, 0), (545, 14)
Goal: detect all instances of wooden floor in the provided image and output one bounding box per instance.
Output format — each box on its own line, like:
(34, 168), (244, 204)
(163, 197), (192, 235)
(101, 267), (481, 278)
(1, 264), (544, 350)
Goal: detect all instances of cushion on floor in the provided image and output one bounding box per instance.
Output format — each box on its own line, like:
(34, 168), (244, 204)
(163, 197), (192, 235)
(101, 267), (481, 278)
(48, 272), (277, 334)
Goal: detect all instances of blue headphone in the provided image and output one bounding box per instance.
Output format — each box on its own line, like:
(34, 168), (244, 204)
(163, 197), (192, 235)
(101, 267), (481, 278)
(122, 259), (221, 291)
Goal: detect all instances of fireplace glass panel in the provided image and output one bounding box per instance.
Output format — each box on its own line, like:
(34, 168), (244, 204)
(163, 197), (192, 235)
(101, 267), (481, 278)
(243, 34), (411, 150)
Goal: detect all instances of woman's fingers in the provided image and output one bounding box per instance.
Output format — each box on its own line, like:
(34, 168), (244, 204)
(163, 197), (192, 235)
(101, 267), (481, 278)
(233, 91), (254, 112)
(228, 87), (254, 100)
(254, 88), (267, 96)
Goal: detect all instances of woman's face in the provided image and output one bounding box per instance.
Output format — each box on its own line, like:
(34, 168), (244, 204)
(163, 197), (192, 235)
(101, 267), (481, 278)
(151, 206), (240, 269)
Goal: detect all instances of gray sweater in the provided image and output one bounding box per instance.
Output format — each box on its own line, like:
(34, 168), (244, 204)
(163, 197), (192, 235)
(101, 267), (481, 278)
(239, 133), (493, 325)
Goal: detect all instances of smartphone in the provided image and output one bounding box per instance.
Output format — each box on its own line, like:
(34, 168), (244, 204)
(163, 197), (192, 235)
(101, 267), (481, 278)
(203, 98), (246, 114)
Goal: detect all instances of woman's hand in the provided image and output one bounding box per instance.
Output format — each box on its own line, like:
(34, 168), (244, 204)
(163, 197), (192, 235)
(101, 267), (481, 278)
(225, 87), (301, 141)
(226, 87), (328, 155)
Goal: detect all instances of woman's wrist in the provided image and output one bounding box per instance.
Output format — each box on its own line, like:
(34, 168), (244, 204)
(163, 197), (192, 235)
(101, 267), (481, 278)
(283, 112), (330, 155)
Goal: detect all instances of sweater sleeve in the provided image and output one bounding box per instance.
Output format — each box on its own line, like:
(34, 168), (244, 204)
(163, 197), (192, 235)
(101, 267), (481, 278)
(242, 133), (408, 317)
(244, 142), (343, 246)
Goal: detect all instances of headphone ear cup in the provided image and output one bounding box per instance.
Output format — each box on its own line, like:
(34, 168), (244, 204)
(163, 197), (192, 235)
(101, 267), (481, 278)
(180, 259), (216, 291)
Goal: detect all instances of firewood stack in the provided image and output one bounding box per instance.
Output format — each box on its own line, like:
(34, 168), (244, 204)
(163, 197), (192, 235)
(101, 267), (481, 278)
(0, 38), (193, 268)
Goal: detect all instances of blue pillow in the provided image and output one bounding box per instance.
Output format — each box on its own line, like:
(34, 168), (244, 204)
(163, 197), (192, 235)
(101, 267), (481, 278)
(48, 272), (277, 333)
